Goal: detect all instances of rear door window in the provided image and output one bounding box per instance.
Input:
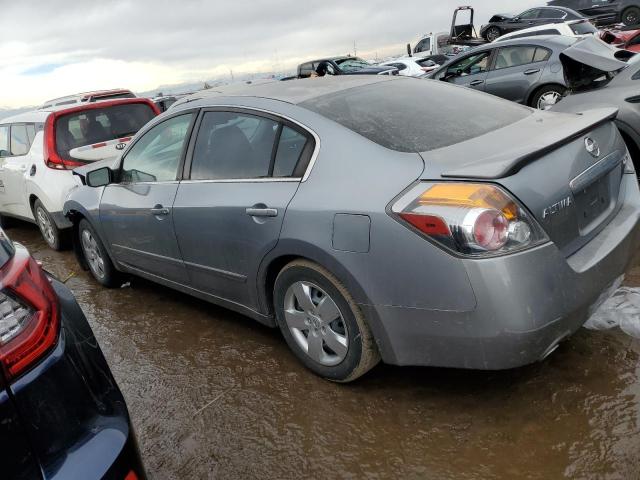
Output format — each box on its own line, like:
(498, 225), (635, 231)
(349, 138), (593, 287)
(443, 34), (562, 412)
(539, 8), (566, 19)
(121, 113), (193, 183)
(301, 79), (530, 153)
(55, 102), (156, 160)
(494, 46), (537, 70)
(10, 125), (30, 156)
(190, 111), (279, 180)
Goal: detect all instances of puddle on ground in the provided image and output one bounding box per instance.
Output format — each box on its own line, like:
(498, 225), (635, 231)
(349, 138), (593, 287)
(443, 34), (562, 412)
(7, 224), (640, 479)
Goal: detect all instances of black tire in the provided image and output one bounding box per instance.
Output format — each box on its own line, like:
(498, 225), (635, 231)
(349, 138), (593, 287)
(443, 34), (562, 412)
(33, 199), (66, 250)
(483, 26), (502, 42)
(530, 84), (566, 110)
(0, 214), (11, 229)
(622, 6), (640, 26)
(274, 260), (380, 382)
(78, 219), (122, 288)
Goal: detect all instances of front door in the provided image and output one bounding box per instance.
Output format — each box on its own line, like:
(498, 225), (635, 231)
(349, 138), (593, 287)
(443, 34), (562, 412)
(485, 45), (547, 104)
(99, 112), (195, 283)
(443, 50), (492, 92)
(173, 109), (314, 309)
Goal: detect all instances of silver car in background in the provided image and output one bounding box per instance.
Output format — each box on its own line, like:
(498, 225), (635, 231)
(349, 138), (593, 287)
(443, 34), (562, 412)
(429, 35), (576, 110)
(64, 77), (640, 382)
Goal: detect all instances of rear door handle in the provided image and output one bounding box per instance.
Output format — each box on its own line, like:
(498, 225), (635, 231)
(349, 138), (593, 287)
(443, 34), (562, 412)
(524, 68), (541, 75)
(469, 80), (484, 86)
(150, 206), (170, 216)
(245, 207), (278, 217)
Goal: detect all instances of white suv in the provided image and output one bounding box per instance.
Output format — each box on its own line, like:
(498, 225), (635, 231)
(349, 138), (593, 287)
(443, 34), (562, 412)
(0, 96), (159, 249)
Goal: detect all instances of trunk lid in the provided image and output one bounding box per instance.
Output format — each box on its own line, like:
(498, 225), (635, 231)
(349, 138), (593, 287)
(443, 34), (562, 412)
(422, 107), (626, 256)
(560, 35), (632, 91)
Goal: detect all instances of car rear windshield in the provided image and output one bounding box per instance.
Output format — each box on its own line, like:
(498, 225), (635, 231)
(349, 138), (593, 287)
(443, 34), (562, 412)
(55, 102), (155, 159)
(570, 21), (598, 35)
(300, 79), (531, 153)
(335, 57), (371, 72)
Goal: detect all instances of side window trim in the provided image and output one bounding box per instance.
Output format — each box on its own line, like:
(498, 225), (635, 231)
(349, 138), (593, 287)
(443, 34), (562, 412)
(182, 106), (318, 183)
(117, 109), (198, 184)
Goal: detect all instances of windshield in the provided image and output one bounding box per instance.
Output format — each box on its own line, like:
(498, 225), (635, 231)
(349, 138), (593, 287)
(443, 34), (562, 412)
(55, 102), (156, 161)
(335, 57), (371, 72)
(301, 79), (531, 153)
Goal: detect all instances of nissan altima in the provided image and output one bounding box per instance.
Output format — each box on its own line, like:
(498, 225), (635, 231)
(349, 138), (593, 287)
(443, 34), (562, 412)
(63, 76), (640, 382)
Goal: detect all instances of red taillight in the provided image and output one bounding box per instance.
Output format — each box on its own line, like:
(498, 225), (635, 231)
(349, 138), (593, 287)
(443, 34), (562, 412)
(43, 115), (85, 170)
(391, 182), (547, 257)
(0, 247), (59, 381)
(124, 470), (139, 480)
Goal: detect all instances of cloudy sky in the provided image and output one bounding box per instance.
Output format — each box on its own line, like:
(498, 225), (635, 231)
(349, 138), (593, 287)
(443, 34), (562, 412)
(0, 0), (539, 108)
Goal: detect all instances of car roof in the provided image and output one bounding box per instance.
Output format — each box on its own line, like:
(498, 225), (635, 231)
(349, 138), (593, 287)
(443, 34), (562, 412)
(0, 110), (50, 125)
(531, 6), (582, 15)
(174, 76), (396, 107)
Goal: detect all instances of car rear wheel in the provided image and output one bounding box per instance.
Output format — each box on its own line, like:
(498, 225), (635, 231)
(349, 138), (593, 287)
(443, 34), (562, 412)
(34, 199), (65, 250)
(78, 219), (122, 287)
(483, 26), (502, 42)
(274, 260), (380, 382)
(622, 6), (640, 26)
(531, 85), (566, 110)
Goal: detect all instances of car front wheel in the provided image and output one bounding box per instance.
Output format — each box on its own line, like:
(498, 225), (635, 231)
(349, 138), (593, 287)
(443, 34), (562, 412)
(274, 260), (380, 382)
(622, 6), (640, 26)
(78, 219), (122, 287)
(483, 26), (502, 42)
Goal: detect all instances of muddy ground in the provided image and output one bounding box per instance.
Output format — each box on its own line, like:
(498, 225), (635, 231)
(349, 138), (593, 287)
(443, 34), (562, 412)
(10, 224), (640, 479)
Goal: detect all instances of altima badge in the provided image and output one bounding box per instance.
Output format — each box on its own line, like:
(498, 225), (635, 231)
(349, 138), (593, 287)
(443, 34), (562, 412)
(585, 137), (600, 158)
(543, 196), (573, 219)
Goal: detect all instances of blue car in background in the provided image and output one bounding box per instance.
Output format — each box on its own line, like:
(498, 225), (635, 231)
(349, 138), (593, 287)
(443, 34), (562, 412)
(0, 229), (145, 479)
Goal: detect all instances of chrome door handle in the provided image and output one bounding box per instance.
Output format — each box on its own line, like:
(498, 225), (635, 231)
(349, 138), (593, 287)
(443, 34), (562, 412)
(469, 80), (484, 86)
(524, 68), (541, 75)
(150, 206), (170, 216)
(245, 207), (278, 217)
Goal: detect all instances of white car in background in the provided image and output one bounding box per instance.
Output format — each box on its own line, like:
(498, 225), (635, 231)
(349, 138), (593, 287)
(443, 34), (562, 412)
(380, 55), (451, 77)
(494, 18), (598, 42)
(0, 93), (159, 249)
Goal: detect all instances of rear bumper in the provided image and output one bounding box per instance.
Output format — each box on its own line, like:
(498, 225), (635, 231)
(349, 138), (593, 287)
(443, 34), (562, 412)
(364, 175), (640, 369)
(9, 278), (145, 479)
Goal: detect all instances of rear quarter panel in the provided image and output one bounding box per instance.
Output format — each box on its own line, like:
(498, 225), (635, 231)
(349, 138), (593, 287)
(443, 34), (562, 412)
(265, 106), (477, 313)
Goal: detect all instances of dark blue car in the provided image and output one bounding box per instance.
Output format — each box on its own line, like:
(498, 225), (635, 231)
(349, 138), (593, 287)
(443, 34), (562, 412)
(0, 229), (145, 479)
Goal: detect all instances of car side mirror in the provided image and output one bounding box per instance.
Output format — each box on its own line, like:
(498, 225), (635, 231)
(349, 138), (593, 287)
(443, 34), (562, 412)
(86, 167), (113, 187)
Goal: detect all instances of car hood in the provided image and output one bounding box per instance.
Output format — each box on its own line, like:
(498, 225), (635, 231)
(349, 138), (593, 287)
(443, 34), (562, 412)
(488, 13), (514, 23)
(560, 36), (632, 89)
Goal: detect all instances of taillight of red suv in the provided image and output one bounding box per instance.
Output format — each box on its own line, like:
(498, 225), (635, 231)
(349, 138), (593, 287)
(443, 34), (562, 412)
(0, 241), (60, 381)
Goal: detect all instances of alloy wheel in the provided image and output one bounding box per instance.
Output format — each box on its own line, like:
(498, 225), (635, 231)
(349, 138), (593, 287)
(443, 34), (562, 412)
(625, 9), (639, 25)
(36, 207), (56, 246)
(485, 27), (500, 42)
(283, 281), (348, 366)
(81, 229), (106, 279)
(537, 91), (562, 110)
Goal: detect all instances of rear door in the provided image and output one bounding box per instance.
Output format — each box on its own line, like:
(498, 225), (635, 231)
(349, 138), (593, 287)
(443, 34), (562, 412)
(485, 45), (548, 104)
(579, 0), (620, 22)
(442, 50), (493, 91)
(172, 108), (315, 309)
(99, 112), (195, 283)
(1, 124), (37, 218)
